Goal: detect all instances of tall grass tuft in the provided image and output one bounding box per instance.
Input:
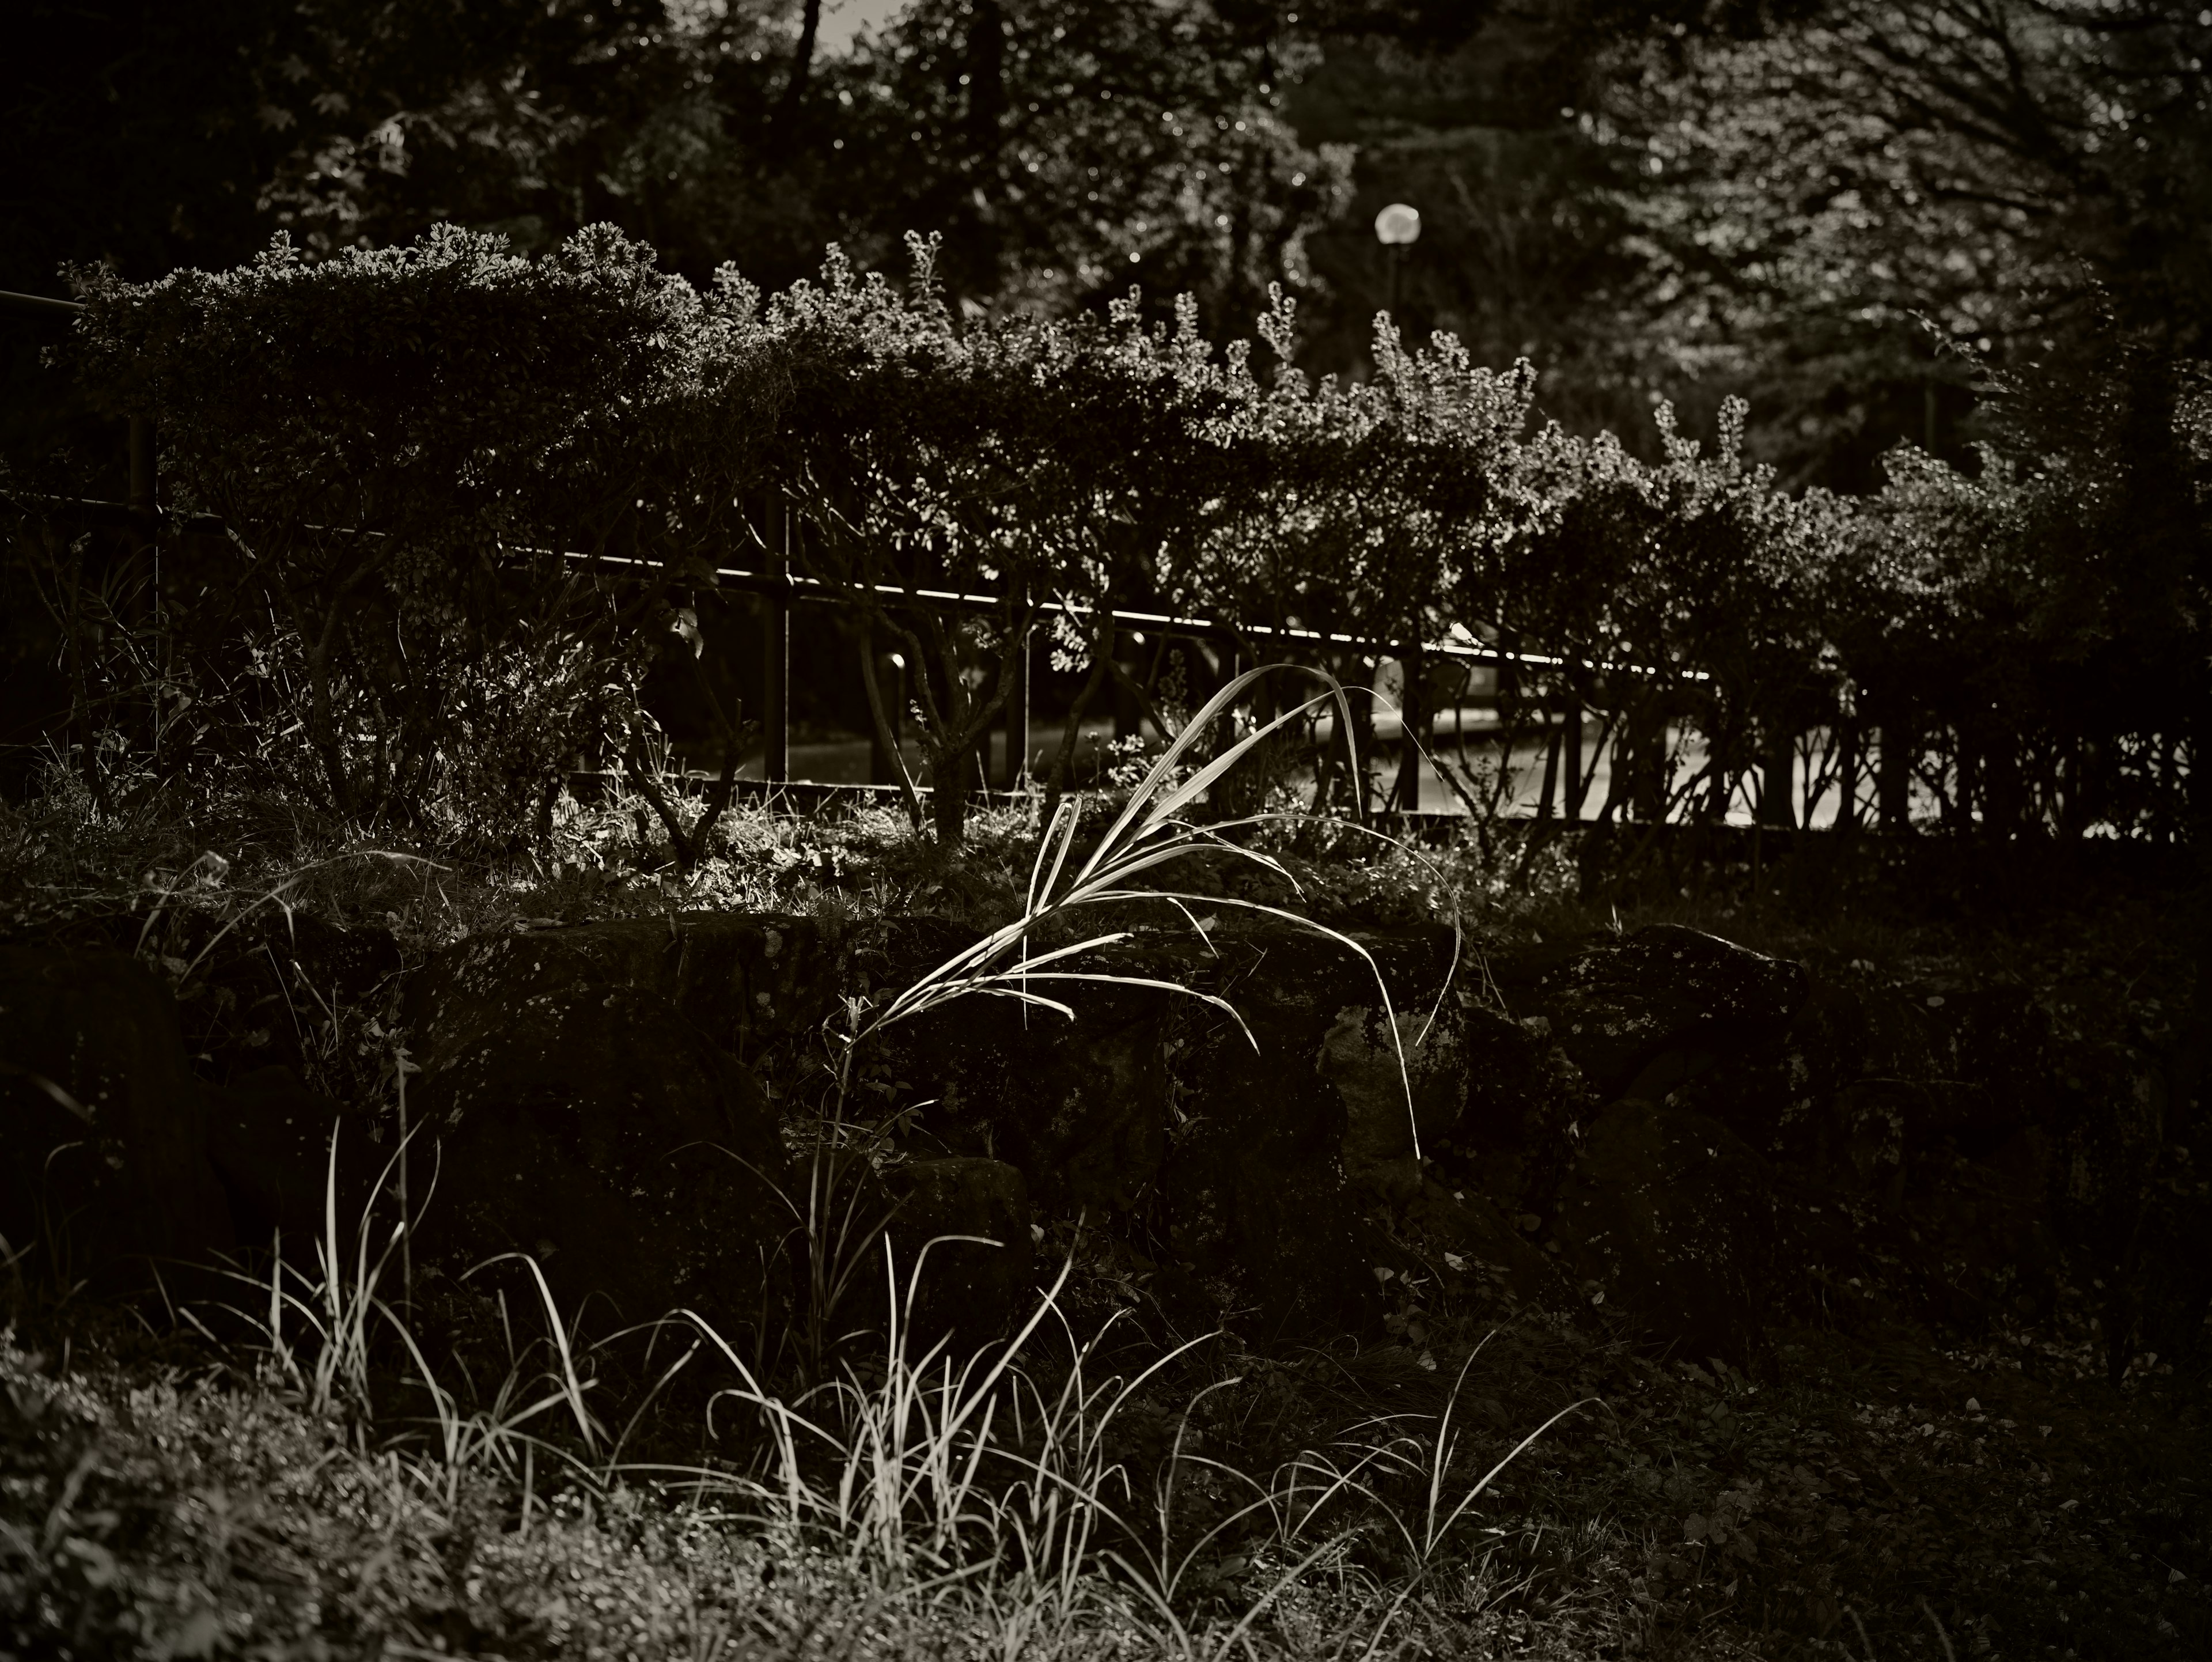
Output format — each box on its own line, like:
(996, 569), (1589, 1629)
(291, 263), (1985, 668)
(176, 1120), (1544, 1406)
(828, 662), (1446, 1153)
(671, 1242), (1582, 1656)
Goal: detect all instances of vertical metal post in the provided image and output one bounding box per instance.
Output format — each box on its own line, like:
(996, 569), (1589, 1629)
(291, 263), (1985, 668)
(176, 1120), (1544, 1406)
(1878, 718), (1911, 831)
(1392, 652), (1421, 811)
(764, 495), (789, 784)
(869, 631), (896, 787)
(1562, 701), (1585, 819)
(1111, 630), (1140, 740)
(1837, 718), (1861, 837)
(1350, 656), (1377, 820)
(1535, 704), (1561, 820)
(1002, 602), (1029, 790)
(1759, 730), (1796, 828)
(129, 416), (160, 717)
(1623, 700), (1663, 821)
(127, 416), (155, 525)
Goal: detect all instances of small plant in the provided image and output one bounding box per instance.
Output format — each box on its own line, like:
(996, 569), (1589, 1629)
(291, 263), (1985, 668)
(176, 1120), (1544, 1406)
(824, 661), (1444, 1156)
(221, 1123), (419, 1428)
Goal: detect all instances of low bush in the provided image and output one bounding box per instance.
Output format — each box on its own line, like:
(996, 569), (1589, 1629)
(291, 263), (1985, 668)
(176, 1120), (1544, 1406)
(55, 225), (773, 850)
(2, 704), (2210, 1657)
(17, 231), (2205, 855)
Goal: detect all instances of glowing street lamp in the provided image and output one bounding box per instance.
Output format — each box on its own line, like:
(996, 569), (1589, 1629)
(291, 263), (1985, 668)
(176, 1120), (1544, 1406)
(1373, 202), (1421, 245)
(1371, 201), (1424, 325)
(1374, 200), (1420, 321)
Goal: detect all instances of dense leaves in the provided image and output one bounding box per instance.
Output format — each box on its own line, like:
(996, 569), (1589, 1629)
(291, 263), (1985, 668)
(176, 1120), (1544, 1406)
(63, 225), (773, 843)
(46, 226), (2211, 849)
(1595, 0), (2212, 480)
(12, 0), (2209, 500)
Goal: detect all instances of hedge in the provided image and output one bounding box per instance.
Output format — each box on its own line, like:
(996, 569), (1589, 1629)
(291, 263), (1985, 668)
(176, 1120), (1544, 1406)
(37, 227), (2212, 850)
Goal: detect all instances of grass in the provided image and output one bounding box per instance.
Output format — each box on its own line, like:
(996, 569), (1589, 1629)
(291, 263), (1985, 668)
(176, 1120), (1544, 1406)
(6, 1246), (2207, 1660)
(1, 1128), (1631, 1661)
(10, 1093), (2210, 1662)
(5, 712), (2212, 1657)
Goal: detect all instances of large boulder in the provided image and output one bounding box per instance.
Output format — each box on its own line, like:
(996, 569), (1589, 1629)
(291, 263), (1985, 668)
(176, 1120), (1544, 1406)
(175, 911), (403, 1086)
(1424, 1001), (1594, 1218)
(1548, 1102), (1784, 1365)
(405, 913), (842, 1070)
(868, 934), (1179, 1214)
(879, 1157), (1036, 1356)
(864, 919), (1613, 1342)
(0, 949), (235, 1293)
(1672, 974), (2050, 1169)
(1669, 979), (1869, 1163)
(407, 963), (793, 1345)
(868, 921), (1456, 1338)
(202, 1063), (374, 1252)
(1324, 997), (1475, 1205)
(1397, 1180), (1565, 1308)
(1522, 925), (1810, 1104)
(1156, 925), (1461, 1340)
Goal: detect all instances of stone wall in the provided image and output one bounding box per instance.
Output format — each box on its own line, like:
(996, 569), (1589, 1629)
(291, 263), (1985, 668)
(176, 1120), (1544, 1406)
(5, 910), (2205, 1375)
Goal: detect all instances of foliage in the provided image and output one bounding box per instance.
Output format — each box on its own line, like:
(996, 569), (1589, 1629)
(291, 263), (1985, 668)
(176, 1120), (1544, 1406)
(14, 0), (2211, 510)
(31, 218), (2211, 855)
(59, 224), (773, 848)
(1843, 343), (2212, 839)
(1594, 0), (2212, 480)
(6, 1232), (2206, 1658)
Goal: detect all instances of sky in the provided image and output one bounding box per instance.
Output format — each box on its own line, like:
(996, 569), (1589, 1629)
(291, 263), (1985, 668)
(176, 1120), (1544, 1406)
(817, 0), (909, 52)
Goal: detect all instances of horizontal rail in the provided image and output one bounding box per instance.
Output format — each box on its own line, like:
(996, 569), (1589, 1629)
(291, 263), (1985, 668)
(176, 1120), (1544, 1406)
(589, 552), (1521, 665)
(6, 493), (1702, 687)
(585, 552), (1699, 682)
(0, 289), (84, 321)
(2, 492), (221, 535)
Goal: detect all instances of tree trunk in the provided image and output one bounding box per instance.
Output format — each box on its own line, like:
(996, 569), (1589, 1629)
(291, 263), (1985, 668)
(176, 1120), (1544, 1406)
(1878, 714), (1914, 831)
(931, 737), (972, 846)
(1041, 638), (1113, 828)
(858, 629), (924, 827)
(766, 0), (820, 162)
(1758, 728), (1796, 828)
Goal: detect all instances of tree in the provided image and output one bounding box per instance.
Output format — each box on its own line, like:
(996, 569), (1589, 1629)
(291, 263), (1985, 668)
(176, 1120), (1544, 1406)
(66, 225), (770, 843)
(817, 0), (1352, 331)
(1594, 0), (2212, 482)
(1277, 9), (1645, 425)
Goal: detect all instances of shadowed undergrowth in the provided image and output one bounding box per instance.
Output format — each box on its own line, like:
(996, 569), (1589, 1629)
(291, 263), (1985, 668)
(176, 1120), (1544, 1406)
(3, 1176), (2206, 1660)
(3, 731), (2211, 1659)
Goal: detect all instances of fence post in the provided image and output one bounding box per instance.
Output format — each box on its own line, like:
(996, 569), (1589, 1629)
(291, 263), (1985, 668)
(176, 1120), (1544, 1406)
(127, 416), (155, 525)
(869, 635), (902, 786)
(1878, 718), (1912, 831)
(1535, 705), (1562, 820)
(1758, 729), (1796, 828)
(1391, 650), (1423, 811)
(1628, 699), (1666, 821)
(1111, 630), (1141, 740)
(1836, 718), (1861, 837)
(1562, 700), (1586, 819)
(763, 495), (789, 784)
(1002, 590), (1029, 790)
(128, 415), (159, 693)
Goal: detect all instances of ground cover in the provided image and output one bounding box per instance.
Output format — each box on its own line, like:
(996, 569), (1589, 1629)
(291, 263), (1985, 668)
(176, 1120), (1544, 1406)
(1, 758), (2207, 1660)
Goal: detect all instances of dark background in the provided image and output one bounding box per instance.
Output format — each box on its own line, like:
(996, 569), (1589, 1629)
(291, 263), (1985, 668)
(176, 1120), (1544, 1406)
(8, 0), (2209, 758)
(13, 0), (2209, 474)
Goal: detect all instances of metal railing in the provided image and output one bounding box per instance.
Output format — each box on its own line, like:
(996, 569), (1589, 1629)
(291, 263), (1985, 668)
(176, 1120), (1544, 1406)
(0, 285), (1736, 826)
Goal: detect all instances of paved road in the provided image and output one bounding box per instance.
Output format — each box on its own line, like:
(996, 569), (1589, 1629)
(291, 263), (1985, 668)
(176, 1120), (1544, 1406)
(715, 714), (1853, 827)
